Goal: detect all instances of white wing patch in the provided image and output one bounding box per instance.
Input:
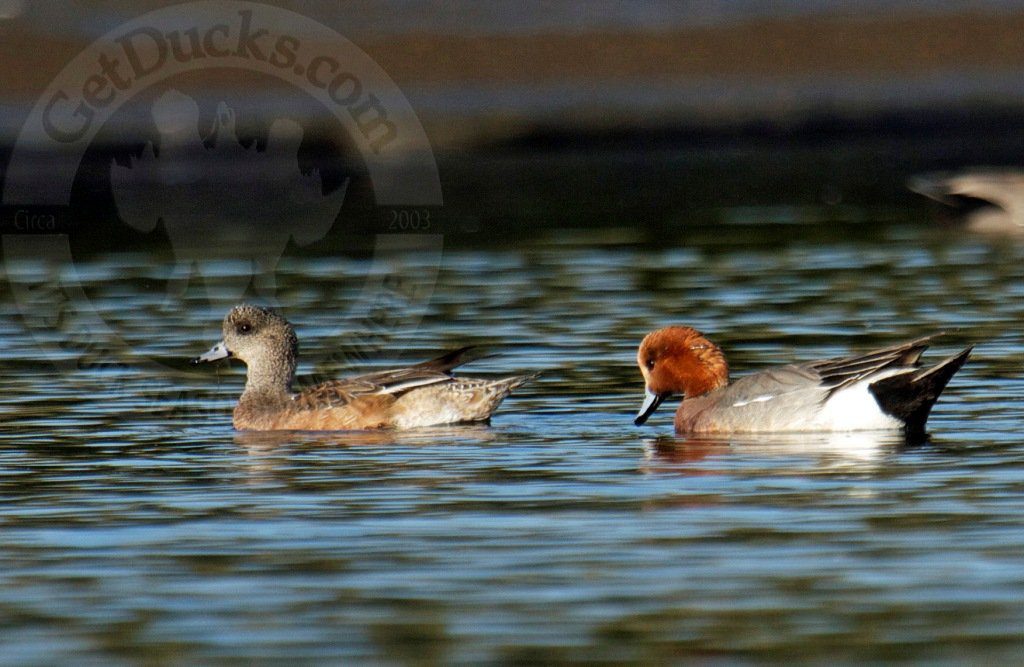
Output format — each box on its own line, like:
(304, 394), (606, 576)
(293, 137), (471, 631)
(372, 376), (450, 395)
(732, 394), (774, 408)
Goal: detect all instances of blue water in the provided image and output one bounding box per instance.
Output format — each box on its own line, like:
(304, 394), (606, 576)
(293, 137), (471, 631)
(1, 220), (1022, 662)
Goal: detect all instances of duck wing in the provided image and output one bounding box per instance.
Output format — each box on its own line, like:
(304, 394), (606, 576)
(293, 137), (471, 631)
(293, 347), (483, 410)
(800, 334), (938, 396)
(725, 335), (937, 399)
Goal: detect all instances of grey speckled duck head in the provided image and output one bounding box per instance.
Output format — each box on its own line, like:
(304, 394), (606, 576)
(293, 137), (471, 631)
(192, 304), (299, 393)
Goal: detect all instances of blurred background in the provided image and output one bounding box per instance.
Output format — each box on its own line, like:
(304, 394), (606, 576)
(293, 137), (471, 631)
(3, 0), (1024, 239)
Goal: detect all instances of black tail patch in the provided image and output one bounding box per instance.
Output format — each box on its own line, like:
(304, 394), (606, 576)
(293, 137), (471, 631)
(868, 346), (972, 435)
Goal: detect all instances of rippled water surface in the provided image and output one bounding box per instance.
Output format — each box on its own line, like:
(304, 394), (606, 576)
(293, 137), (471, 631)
(1, 219), (1023, 663)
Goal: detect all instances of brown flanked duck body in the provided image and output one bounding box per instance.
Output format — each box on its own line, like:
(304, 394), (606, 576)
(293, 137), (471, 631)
(193, 305), (533, 431)
(908, 168), (1024, 234)
(635, 327), (971, 436)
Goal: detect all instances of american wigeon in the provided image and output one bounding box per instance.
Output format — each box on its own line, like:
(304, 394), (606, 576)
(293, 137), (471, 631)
(908, 168), (1024, 234)
(192, 305), (533, 431)
(635, 327), (971, 435)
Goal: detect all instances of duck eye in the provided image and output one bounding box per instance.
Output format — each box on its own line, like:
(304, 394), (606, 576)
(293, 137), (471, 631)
(236, 322), (253, 335)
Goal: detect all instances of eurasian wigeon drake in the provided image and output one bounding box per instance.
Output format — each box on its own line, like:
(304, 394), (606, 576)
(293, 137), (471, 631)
(908, 168), (1024, 234)
(635, 327), (971, 435)
(192, 305), (534, 431)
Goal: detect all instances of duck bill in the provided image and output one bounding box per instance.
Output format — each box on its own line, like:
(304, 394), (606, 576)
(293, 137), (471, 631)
(906, 173), (956, 206)
(634, 387), (666, 426)
(191, 340), (231, 364)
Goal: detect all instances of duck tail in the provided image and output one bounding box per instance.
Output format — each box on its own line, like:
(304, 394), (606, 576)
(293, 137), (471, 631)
(472, 373), (539, 421)
(497, 372), (540, 392)
(868, 346), (972, 435)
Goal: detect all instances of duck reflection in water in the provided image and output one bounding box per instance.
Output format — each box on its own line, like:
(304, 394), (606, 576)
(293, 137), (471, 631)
(640, 430), (922, 475)
(233, 425), (502, 482)
(234, 424), (501, 452)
